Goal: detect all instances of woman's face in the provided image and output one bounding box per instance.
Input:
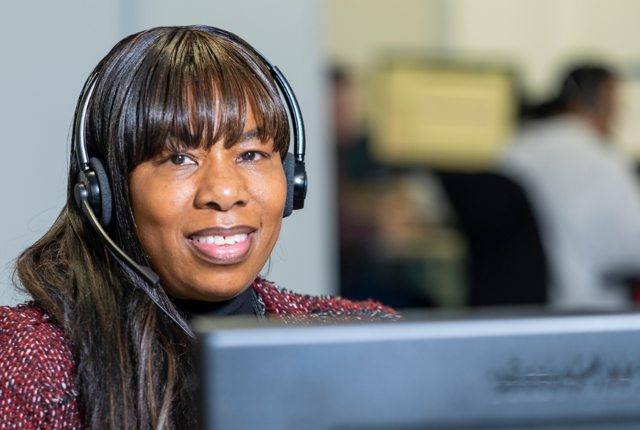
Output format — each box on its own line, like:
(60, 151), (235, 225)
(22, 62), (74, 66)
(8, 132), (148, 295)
(129, 106), (287, 301)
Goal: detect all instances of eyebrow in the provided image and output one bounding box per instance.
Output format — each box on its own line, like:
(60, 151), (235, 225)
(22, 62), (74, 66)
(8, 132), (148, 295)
(239, 128), (260, 143)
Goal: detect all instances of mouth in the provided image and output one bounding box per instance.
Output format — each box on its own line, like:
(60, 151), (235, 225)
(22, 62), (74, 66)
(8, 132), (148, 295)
(187, 226), (255, 264)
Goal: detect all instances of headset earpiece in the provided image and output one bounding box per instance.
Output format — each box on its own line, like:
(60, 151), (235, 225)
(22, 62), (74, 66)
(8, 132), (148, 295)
(89, 157), (112, 227)
(73, 158), (112, 227)
(74, 167), (100, 215)
(293, 160), (307, 210)
(283, 153), (295, 217)
(284, 154), (308, 216)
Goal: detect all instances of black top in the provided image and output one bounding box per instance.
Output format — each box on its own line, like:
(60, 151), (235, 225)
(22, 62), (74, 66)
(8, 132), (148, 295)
(171, 286), (257, 322)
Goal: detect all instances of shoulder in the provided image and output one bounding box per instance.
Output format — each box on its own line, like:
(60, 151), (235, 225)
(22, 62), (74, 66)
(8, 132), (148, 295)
(0, 302), (82, 428)
(252, 278), (401, 322)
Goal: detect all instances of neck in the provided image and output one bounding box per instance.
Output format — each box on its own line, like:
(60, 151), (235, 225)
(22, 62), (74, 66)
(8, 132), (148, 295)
(171, 286), (257, 321)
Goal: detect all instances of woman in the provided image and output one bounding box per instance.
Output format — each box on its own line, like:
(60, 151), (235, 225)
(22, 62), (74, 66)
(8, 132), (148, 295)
(0, 26), (397, 429)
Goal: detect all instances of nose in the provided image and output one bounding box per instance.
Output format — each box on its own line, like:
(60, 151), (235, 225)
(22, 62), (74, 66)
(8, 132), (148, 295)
(194, 158), (249, 212)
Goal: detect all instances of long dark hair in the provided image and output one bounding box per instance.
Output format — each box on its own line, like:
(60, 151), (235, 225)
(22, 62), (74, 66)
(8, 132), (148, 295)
(13, 26), (289, 429)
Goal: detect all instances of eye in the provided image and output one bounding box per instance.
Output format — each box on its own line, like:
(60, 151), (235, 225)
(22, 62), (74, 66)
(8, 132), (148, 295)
(168, 153), (196, 166)
(239, 151), (264, 162)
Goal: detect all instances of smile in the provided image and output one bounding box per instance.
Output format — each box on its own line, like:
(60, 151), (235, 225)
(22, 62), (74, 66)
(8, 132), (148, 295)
(187, 231), (254, 263)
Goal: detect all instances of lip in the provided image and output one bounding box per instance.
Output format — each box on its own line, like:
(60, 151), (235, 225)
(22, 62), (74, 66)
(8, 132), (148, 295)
(186, 225), (256, 264)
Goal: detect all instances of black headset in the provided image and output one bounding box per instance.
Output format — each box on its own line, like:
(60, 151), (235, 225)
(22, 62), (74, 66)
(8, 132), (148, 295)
(72, 48), (308, 292)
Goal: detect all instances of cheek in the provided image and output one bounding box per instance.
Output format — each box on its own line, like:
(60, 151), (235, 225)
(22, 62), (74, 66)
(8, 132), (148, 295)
(130, 170), (193, 252)
(262, 170), (287, 255)
(254, 166), (287, 219)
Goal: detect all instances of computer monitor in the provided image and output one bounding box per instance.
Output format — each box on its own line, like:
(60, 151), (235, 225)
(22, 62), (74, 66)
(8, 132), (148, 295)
(369, 59), (516, 170)
(195, 310), (640, 430)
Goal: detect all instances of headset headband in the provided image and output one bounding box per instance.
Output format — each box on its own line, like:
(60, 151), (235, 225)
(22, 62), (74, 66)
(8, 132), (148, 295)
(252, 51), (306, 163)
(74, 72), (99, 171)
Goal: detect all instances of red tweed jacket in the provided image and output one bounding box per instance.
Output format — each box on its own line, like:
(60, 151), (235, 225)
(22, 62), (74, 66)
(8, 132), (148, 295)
(0, 278), (398, 429)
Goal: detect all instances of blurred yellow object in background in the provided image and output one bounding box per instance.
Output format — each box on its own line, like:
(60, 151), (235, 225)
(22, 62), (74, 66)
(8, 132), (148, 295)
(371, 61), (516, 170)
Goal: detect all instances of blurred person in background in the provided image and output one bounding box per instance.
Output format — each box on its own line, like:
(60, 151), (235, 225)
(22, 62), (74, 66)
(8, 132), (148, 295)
(332, 67), (434, 309)
(332, 67), (382, 182)
(499, 65), (640, 309)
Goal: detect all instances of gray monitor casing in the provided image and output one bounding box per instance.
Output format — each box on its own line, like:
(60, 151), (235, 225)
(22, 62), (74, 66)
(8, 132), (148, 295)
(194, 310), (640, 430)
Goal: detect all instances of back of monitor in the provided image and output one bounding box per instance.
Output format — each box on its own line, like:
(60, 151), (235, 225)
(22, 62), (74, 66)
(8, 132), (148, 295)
(196, 312), (640, 430)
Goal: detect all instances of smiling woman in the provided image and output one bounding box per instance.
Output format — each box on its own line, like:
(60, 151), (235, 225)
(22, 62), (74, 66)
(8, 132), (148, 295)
(0, 26), (397, 429)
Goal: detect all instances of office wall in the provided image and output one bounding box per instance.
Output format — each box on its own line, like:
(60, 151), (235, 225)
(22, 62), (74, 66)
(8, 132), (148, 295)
(326, 0), (441, 76)
(446, 0), (640, 99)
(327, 0), (640, 99)
(0, 1), (122, 305)
(0, 0), (334, 306)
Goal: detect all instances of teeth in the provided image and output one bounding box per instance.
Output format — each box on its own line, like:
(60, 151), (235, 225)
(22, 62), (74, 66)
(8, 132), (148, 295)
(192, 233), (249, 245)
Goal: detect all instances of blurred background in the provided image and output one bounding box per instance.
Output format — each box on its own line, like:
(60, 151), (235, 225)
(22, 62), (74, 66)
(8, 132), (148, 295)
(4, 0), (640, 311)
